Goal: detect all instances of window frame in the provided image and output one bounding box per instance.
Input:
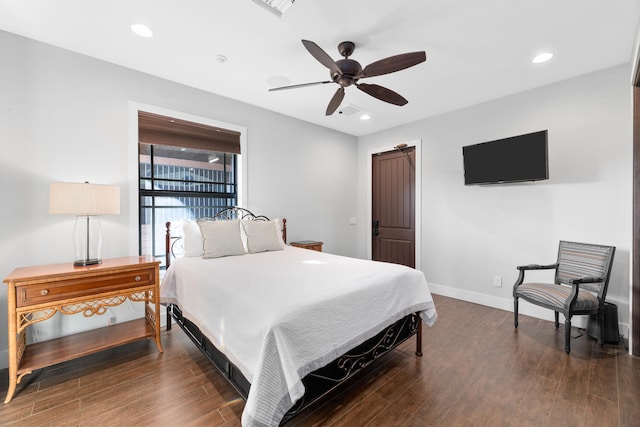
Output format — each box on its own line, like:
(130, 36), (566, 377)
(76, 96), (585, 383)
(129, 103), (247, 263)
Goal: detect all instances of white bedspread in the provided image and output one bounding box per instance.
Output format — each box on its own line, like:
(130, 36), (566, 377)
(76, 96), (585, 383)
(161, 245), (437, 427)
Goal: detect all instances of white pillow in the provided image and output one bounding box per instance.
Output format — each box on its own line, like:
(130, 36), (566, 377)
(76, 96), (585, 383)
(199, 219), (246, 259)
(242, 220), (285, 253)
(182, 220), (204, 257)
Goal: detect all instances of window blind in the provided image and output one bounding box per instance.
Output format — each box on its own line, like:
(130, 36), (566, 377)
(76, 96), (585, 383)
(138, 111), (241, 154)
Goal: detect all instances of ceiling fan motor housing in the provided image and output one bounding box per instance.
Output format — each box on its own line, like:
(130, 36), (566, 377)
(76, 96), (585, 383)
(332, 58), (362, 87)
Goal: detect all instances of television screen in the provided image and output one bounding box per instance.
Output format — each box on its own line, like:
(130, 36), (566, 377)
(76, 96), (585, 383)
(462, 130), (548, 185)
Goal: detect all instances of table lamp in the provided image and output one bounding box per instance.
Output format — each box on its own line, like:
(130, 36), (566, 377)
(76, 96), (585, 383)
(49, 182), (121, 266)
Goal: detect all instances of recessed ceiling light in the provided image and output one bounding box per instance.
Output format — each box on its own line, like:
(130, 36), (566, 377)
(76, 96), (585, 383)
(532, 52), (553, 64)
(131, 23), (153, 38)
(215, 54), (228, 64)
(360, 114), (371, 121)
(208, 156), (219, 163)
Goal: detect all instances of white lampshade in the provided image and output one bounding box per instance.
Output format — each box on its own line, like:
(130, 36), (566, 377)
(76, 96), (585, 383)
(49, 182), (120, 266)
(49, 182), (120, 215)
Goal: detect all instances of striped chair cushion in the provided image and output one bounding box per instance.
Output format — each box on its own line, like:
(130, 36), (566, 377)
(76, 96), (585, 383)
(556, 241), (611, 294)
(516, 282), (599, 311)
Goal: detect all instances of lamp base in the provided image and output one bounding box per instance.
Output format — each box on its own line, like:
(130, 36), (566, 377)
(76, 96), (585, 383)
(73, 215), (103, 267)
(74, 259), (102, 267)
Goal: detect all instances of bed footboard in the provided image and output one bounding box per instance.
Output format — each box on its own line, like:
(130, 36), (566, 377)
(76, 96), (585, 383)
(167, 303), (421, 424)
(282, 312), (421, 423)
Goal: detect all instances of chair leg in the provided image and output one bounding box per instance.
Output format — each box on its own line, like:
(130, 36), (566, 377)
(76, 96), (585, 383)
(597, 310), (605, 347)
(513, 298), (519, 328)
(564, 318), (571, 353)
(554, 312), (559, 328)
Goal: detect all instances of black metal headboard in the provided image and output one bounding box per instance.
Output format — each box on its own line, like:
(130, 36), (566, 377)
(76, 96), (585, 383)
(200, 206), (270, 222)
(164, 207), (287, 267)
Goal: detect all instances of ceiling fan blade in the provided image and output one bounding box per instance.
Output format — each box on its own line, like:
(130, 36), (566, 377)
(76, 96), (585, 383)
(357, 51), (426, 79)
(326, 87), (345, 115)
(269, 80), (333, 91)
(356, 83), (408, 106)
(302, 39), (341, 76)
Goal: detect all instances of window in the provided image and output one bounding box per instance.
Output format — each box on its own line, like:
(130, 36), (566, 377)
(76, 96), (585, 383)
(137, 111), (241, 266)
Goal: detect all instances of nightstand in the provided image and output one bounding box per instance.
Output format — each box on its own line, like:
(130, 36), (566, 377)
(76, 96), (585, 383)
(3, 256), (163, 403)
(290, 240), (323, 252)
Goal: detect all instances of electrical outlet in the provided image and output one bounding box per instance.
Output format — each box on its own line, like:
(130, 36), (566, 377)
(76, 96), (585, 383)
(493, 275), (502, 287)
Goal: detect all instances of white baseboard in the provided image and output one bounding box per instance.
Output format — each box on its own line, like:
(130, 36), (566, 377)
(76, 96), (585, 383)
(160, 307), (168, 328)
(428, 282), (629, 338)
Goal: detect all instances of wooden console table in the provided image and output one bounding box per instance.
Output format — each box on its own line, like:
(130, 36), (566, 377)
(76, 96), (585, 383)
(3, 256), (163, 403)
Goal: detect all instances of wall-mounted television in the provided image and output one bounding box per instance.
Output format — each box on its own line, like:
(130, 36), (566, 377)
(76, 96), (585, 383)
(462, 130), (548, 185)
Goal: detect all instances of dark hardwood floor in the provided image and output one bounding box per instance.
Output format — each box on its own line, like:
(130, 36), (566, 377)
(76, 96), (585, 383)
(1, 295), (639, 426)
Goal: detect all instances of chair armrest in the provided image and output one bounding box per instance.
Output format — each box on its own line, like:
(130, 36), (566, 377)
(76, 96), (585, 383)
(516, 263), (558, 271)
(570, 276), (605, 285)
(513, 263), (559, 293)
(561, 277), (606, 312)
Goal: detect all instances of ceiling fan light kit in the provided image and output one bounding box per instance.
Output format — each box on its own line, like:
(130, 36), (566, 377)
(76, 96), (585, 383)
(269, 39), (426, 115)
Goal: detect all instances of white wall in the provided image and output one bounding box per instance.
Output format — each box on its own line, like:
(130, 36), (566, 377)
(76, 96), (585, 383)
(0, 31), (358, 369)
(357, 64), (632, 332)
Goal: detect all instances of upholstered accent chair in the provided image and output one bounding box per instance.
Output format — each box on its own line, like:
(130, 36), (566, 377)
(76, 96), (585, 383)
(513, 241), (615, 353)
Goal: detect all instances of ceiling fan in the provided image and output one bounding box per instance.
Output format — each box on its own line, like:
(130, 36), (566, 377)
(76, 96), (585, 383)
(269, 39), (426, 116)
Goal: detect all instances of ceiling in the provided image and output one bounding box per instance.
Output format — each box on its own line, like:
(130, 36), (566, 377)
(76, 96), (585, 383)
(1, 0), (639, 136)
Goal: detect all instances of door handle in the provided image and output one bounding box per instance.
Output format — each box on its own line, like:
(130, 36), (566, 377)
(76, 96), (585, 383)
(373, 220), (379, 236)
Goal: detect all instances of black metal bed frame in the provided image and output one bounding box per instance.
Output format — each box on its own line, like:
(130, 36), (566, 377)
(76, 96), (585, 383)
(166, 304), (421, 423)
(164, 207), (422, 424)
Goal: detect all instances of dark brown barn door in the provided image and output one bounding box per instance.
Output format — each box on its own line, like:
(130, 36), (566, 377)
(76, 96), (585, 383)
(372, 147), (416, 267)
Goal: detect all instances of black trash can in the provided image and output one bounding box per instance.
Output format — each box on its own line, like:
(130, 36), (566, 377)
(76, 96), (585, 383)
(586, 302), (620, 344)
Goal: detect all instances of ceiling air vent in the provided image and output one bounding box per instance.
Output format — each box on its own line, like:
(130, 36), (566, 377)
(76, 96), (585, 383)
(338, 104), (363, 116)
(252, 0), (296, 16)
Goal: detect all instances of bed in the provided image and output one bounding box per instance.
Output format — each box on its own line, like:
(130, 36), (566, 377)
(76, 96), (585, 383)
(160, 207), (437, 426)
